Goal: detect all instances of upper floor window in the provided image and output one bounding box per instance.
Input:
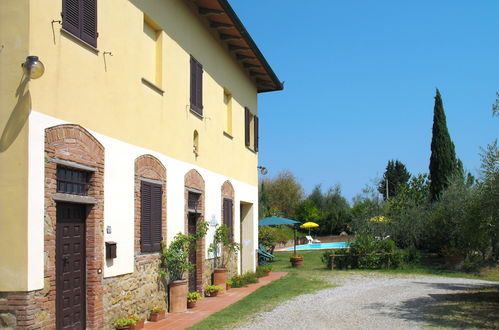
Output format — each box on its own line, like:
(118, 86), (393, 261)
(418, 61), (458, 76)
(190, 56), (203, 116)
(142, 16), (163, 91)
(62, 0), (98, 48)
(224, 89), (233, 135)
(56, 167), (90, 195)
(244, 107), (259, 152)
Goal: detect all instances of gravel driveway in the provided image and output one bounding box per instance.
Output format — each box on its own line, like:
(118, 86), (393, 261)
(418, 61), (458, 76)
(237, 273), (497, 330)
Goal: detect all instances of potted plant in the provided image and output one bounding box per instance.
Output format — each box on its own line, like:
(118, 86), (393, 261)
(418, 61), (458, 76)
(226, 279), (233, 290)
(129, 315), (144, 330)
(290, 255), (304, 267)
(204, 285), (222, 297)
(208, 224), (240, 292)
(149, 307), (166, 322)
(187, 291), (202, 308)
(114, 317), (136, 330)
(159, 221), (208, 313)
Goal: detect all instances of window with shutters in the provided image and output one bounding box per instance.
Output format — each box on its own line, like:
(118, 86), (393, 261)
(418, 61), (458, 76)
(190, 56), (203, 116)
(244, 107), (259, 152)
(141, 181), (163, 252)
(223, 198), (234, 242)
(62, 0), (98, 48)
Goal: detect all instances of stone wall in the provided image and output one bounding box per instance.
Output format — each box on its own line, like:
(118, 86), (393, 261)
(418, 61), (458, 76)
(0, 289), (51, 329)
(103, 258), (166, 329)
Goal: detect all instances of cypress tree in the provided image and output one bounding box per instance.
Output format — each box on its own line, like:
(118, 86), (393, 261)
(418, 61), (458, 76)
(429, 89), (458, 201)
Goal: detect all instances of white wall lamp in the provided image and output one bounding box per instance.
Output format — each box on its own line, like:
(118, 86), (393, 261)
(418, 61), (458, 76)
(22, 56), (45, 79)
(258, 166), (268, 175)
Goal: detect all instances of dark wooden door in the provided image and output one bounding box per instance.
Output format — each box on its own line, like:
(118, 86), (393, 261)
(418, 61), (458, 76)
(56, 203), (86, 330)
(188, 213), (198, 292)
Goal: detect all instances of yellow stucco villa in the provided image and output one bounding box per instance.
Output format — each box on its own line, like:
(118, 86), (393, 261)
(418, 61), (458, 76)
(0, 0), (282, 328)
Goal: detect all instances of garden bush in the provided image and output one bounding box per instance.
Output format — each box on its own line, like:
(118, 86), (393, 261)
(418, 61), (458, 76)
(322, 234), (401, 269)
(231, 272), (259, 288)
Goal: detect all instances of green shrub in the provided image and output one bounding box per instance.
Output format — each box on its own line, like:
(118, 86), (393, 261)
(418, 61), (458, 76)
(255, 265), (272, 277)
(231, 272), (259, 288)
(398, 246), (422, 265)
(322, 234), (401, 269)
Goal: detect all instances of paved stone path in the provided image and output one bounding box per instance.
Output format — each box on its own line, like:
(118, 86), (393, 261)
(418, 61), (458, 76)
(144, 272), (287, 330)
(237, 273), (497, 330)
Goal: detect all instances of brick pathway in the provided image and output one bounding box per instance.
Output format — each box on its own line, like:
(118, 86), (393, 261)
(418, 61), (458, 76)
(144, 272), (287, 330)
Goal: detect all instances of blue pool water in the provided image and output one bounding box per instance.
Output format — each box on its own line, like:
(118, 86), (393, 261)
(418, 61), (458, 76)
(283, 242), (350, 251)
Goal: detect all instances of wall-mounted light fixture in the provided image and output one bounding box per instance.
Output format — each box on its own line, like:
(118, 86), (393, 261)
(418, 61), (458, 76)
(22, 56), (45, 79)
(258, 166), (268, 175)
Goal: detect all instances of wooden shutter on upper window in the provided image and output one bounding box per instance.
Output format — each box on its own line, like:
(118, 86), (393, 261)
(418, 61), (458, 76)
(190, 56), (203, 116)
(254, 115), (259, 152)
(81, 0), (97, 47)
(62, 0), (98, 47)
(190, 57), (197, 111)
(244, 107), (250, 147)
(196, 62), (203, 115)
(62, 0), (80, 37)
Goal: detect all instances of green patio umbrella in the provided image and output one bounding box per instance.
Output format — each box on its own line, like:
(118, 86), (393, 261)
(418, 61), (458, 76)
(259, 216), (300, 256)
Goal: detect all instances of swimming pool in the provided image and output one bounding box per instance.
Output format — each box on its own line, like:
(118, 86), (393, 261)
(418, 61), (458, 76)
(282, 242), (350, 251)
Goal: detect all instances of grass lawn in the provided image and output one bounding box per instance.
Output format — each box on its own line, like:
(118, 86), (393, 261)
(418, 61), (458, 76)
(189, 250), (498, 329)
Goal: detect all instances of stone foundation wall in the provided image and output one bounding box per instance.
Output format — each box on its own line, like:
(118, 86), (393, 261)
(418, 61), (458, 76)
(0, 289), (51, 329)
(103, 258), (166, 329)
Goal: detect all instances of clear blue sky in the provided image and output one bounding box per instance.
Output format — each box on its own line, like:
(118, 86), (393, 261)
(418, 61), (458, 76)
(230, 0), (498, 202)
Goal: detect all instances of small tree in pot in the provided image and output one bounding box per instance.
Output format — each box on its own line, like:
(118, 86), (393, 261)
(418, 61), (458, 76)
(208, 224), (240, 291)
(159, 221), (208, 313)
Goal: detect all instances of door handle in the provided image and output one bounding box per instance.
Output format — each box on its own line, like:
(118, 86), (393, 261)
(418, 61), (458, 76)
(62, 256), (69, 264)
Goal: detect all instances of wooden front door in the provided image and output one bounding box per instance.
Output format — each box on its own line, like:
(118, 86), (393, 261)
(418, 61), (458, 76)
(188, 212), (198, 292)
(56, 203), (86, 330)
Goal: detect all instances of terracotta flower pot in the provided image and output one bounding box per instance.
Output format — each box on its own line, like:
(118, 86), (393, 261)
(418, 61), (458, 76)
(290, 256), (303, 267)
(169, 280), (188, 313)
(131, 319), (144, 330)
(115, 327), (131, 330)
(149, 312), (165, 322)
(213, 268), (228, 293)
(187, 300), (197, 309)
(226, 283), (231, 290)
(209, 290), (219, 297)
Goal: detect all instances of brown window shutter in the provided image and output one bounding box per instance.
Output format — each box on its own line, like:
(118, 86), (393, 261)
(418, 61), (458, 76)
(81, 0), (97, 47)
(141, 181), (153, 252)
(190, 57), (196, 111)
(244, 107), (250, 147)
(196, 62), (203, 115)
(151, 184), (163, 251)
(190, 56), (203, 116)
(223, 198), (233, 242)
(254, 115), (259, 152)
(141, 181), (163, 252)
(62, 0), (80, 37)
